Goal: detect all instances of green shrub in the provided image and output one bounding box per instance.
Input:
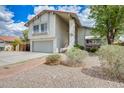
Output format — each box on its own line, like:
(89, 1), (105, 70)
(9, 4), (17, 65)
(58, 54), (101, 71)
(86, 48), (98, 53)
(45, 54), (61, 65)
(74, 44), (84, 50)
(65, 47), (88, 67)
(0, 47), (4, 51)
(97, 45), (124, 79)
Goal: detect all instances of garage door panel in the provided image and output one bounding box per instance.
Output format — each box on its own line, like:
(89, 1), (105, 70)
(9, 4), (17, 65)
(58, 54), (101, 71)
(32, 41), (53, 53)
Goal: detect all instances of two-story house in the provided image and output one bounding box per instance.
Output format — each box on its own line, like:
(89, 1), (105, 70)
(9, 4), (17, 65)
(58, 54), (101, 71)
(25, 10), (92, 53)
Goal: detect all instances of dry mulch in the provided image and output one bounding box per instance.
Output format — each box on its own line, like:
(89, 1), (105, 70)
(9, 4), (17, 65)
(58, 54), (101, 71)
(0, 57), (46, 79)
(0, 55), (124, 87)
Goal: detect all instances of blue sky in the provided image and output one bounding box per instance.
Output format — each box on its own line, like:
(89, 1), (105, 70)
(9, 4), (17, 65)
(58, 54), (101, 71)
(6, 5), (86, 22)
(6, 5), (34, 22)
(0, 5), (94, 37)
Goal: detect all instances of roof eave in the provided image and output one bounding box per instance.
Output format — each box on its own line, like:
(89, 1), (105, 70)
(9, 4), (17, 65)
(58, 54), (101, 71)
(71, 13), (82, 27)
(25, 10), (77, 27)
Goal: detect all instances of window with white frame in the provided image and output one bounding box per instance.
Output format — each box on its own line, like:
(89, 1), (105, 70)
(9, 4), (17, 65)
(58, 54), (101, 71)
(33, 25), (39, 33)
(41, 23), (47, 32)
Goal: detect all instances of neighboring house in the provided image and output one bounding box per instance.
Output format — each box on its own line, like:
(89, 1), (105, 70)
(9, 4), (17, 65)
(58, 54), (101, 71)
(25, 10), (92, 53)
(0, 36), (16, 51)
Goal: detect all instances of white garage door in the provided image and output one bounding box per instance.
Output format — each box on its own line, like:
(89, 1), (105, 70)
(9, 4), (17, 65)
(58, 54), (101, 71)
(32, 41), (53, 53)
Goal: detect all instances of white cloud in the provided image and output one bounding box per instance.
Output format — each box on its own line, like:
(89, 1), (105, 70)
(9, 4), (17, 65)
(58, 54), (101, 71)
(27, 5), (55, 20)
(34, 5), (55, 14)
(78, 8), (95, 27)
(0, 6), (27, 36)
(27, 14), (35, 20)
(57, 5), (82, 13)
(0, 6), (14, 23)
(57, 6), (95, 27)
(8, 22), (26, 31)
(28, 5), (94, 27)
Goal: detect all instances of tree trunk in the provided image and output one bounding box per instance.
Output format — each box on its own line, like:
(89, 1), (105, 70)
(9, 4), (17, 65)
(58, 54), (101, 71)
(107, 28), (116, 45)
(107, 35), (112, 44)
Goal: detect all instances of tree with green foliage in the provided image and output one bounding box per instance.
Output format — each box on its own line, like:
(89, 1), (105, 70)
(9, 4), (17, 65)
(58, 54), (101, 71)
(90, 5), (124, 44)
(21, 29), (29, 43)
(12, 38), (22, 50)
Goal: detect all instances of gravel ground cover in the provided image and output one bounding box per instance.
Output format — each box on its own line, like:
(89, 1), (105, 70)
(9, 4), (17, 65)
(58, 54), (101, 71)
(0, 56), (124, 88)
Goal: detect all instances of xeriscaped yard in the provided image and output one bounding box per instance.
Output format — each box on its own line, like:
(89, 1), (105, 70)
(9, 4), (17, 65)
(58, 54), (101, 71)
(0, 55), (124, 88)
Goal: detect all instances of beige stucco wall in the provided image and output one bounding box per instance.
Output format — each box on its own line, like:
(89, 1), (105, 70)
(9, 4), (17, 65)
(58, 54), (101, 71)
(55, 15), (69, 51)
(77, 27), (92, 46)
(28, 13), (56, 40)
(28, 12), (56, 52)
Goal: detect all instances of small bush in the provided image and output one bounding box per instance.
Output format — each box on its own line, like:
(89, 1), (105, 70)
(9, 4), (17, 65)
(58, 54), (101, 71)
(97, 45), (124, 79)
(74, 44), (84, 50)
(45, 54), (61, 65)
(86, 48), (98, 53)
(0, 47), (4, 51)
(65, 47), (88, 67)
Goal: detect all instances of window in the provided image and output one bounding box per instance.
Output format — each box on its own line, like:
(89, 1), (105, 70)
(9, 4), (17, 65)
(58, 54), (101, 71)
(33, 25), (39, 33)
(41, 23), (47, 32)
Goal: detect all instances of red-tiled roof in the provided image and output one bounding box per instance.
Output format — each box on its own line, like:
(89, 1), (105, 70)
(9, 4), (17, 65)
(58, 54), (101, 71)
(0, 36), (17, 42)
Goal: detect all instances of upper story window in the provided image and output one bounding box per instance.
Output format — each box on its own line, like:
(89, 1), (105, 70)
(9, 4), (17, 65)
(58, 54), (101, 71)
(41, 23), (47, 32)
(33, 25), (39, 33)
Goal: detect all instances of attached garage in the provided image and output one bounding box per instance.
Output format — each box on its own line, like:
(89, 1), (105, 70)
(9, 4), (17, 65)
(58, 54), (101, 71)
(32, 40), (53, 53)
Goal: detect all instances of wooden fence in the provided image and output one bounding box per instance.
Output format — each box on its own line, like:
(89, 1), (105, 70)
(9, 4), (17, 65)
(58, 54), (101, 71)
(19, 44), (30, 51)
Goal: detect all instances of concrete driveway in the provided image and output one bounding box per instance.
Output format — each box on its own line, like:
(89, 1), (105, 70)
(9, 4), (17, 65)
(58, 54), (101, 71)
(0, 51), (49, 66)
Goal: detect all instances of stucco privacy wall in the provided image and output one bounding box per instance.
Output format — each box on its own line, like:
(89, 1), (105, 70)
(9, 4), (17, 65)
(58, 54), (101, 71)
(55, 15), (69, 51)
(77, 27), (91, 46)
